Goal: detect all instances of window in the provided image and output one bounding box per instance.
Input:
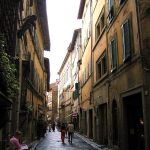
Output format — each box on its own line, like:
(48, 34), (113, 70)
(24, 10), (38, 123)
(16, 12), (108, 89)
(121, 19), (132, 62)
(101, 14), (105, 30)
(108, 0), (114, 21)
(119, 0), (125, 5)
(95, 9), (105, 40)
(96, 22), (100, 40)
(89, 59), (92, 76)
(30, 0), (33, 6)
(96, 52), (107, 80)
(92, 0), (98, 12)
(110, 38), (117, 71)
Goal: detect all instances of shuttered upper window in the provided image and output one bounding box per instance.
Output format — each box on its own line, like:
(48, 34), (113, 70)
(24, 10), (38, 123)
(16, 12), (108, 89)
(110, 38), (117, 72)
(108, 0), (114, 21)
(95, 8), (105, 41)
(96, 51), (107, 80)
(121, 19), (132, 62)
(119, 0), (125, 5)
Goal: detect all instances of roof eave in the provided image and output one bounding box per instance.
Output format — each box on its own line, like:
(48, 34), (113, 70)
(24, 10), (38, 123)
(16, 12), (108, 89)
(37, 0), (50, 51)
(77, 0), (86, 19)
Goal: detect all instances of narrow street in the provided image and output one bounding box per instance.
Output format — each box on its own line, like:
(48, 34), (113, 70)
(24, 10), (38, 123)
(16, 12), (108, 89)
(35, 129), (97, 150)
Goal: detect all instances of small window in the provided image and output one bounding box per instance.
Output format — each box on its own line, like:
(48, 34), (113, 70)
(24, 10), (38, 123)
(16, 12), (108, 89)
(119, 0), (125, 5)
(30, 0), (33, 6)
(121, 19), (132, 62)
(101, 14), (105, 30)
(95, 8), (105, 41)
(110, 38), (117, 72)
(96, 22), (100, 40)
(96, 52), (107, 80)
(108, 0), (114, 21)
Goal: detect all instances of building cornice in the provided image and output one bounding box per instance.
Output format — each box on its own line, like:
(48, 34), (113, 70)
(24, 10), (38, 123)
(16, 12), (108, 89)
(36, 0), (50, 51)
(77, 0), (86, 19)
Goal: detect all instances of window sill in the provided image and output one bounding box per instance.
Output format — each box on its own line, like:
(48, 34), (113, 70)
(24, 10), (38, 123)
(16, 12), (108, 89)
(94, 73), (108, 87)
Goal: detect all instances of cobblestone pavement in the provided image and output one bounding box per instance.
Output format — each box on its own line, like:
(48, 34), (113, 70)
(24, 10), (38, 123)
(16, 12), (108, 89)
(35, 129), (97, 150)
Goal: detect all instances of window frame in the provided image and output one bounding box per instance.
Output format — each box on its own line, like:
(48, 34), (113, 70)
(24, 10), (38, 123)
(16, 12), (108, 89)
(119, 0), (125, 5)
(110, 37), (118, 72)
(96, 51), (107, 80)
(95, 7), (105, 41)
(108, 0), (114, 21)
(121, 18), (132, 62)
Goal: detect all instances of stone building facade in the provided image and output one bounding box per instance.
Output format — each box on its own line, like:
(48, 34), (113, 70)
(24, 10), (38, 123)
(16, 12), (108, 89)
(0, 0), (50, 149)
(77, 0), (150, 149)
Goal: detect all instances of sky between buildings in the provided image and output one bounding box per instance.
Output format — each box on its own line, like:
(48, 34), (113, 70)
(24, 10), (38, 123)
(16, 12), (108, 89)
(44, 0), (81, 83)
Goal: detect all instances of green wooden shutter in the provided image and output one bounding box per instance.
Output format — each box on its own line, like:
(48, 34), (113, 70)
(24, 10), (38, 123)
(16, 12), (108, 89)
(121, 19), (131, 62)
(110, 39), (117, 71)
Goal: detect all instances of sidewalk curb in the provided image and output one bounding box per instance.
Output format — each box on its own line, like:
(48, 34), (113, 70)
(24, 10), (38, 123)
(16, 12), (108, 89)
(75, 133), (114, 150)
(75, 133), (102, 150)
(28, 138), (43, 150)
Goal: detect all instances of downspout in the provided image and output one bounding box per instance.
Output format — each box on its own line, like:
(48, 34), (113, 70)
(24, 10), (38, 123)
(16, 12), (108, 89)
(135, 0), (143, 61)
(90, 0), (94, 103)
(90, 0), (95, 140)
(16, 37), (22, 130)
(106, 24), (111, 145)
(78, 31), (82, 133)
(106, 13), (111, 147)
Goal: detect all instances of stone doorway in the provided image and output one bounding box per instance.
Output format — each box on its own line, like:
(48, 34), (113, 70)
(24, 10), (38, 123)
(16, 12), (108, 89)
(123, 92), (145, 150)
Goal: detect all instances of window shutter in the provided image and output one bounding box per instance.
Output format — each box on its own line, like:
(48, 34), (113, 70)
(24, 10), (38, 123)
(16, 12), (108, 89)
(110, 39), (117, 71)
(110, 41), (113, 69)
(121, 19), (131, 61)
(103, 55), (107, 74)
(119, 0), (125, 5)
(75, 83), (79, 90)
(108, 0), (114, 21)
(113, 40), (117, 69)
(108, 0), (113, 11)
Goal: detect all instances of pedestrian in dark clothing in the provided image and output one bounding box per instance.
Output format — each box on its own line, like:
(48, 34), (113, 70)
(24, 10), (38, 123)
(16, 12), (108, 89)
(67, 122), (74, 143)
(49, 124), (51, 132)
(65, 123), (68, 137)
(61, 123), (66, 144)
(52, 122), (55, 132)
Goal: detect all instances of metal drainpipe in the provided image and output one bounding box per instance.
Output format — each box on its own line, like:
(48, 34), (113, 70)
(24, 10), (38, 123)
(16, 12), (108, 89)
(90, 0), (93, 104)
(90, 0), (95, 139)
(16, 38), (22, 130)
(135, 0), (143, 63)
(105, 13), (111, 147)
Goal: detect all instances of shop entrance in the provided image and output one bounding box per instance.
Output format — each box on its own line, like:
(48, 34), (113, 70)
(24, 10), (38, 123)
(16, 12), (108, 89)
(123, 93), (145, 150)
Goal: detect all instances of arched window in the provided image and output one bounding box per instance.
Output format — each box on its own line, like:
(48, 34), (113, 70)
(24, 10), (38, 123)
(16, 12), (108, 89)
(112, 100), (118, 145)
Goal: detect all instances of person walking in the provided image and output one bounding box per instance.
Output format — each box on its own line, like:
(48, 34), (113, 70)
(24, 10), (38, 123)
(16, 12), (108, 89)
(65, 123), (68, 138)
(67, 122), (74, 143)
(60, 123), (66, 144)
(52, 122), (55, 132)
